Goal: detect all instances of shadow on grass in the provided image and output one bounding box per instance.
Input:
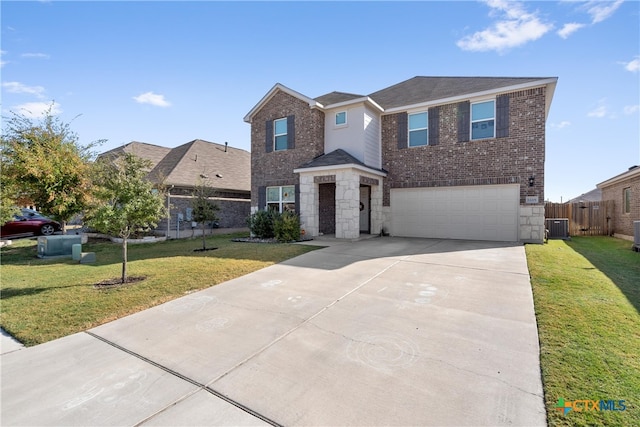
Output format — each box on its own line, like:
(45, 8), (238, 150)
(566, 236), (640, 314)
(1, 283), (88, 299)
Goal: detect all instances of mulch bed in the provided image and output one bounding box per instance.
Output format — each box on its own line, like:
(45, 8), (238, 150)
(93, 276), (147, 289)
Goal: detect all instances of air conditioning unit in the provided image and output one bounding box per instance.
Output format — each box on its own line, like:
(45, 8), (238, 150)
(37, 235), (82, 258)
(545, 218), (569, 239)
(634, 221), (640, 252)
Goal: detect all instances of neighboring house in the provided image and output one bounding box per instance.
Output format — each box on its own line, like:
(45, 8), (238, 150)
(597, 165), (640, 240)
(566, 188), (602, 204)
(245, 76), (558, 243)
(99, 139), (251, 232)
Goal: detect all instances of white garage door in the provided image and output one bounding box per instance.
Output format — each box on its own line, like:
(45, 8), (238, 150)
(390, 184), (519, 242)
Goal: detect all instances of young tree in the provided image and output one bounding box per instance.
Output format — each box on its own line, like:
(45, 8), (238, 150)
(191, 180), (219, 251)
(0, 171), (20, 225)
(0, 106), (102, 231)
(87, 153), (166, 283)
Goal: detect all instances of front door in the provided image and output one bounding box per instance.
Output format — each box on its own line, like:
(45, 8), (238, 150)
(359, 186), (370, 233)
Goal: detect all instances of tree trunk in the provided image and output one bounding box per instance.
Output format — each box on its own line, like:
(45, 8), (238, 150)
(201, 223), (206, 250)
(121, 237), (128, 283)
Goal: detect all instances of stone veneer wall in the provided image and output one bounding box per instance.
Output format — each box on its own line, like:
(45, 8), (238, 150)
(520, 205), (545, 244)
(299, 168), (383, 239)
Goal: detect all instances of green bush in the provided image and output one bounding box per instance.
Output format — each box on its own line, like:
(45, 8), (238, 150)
(246, 210), (275, 238)
(274, 211), (301, 242)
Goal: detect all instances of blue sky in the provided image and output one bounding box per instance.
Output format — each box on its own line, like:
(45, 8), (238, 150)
(2, 0), (638, 202)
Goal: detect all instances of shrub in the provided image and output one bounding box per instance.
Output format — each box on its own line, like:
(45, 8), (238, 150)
(247, 210), (275, 238)
(274, 211), (301, 242)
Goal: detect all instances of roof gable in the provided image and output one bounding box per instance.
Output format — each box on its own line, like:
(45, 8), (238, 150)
(244, 83), (322, 123)
(149, 139), (250, 192)
(99, 141), (171, 169)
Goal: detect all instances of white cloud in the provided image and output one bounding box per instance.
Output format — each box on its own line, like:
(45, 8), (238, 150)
(2, 81), (46, 98)
(621, 57), (640, 73)
(551, 120), (572, 129)
(587, 105), (608, 118)
(133, 91), (171, 107)
(21, 52), (50, 59)
(624, 105), (639, 115)
(456, 0), (553, 53)
(14, 101), (62, 118)
(0, 50), (7, 68)
(584, 0), (624, 24)
(557, 22), (585, 39)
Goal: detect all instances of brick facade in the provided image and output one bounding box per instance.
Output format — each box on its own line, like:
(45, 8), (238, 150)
(381, 88), (546, 206)
(600, 172), (640, 238)
(250, 91), (325, 208)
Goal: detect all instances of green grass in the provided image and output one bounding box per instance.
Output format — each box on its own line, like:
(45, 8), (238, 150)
(526, 236), (640, 427)
(0, 233), (320, 346)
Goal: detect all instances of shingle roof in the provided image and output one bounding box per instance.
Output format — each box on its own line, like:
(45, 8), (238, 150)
(297, 149), (384, 174)
(368, 76), (549, 110)
(314, 91), (366, 106)
(99, 141), (171, 169)
(148, 139), (250, 192)
(567, 188), (602, 203)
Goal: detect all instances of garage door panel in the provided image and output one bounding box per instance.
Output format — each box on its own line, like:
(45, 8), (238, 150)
(390, 184), (519, 242)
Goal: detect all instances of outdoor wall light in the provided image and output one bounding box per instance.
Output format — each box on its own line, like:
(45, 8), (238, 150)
(528, 176), (535, 187)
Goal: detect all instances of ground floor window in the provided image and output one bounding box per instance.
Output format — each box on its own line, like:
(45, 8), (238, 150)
(267, 185), (295, 212)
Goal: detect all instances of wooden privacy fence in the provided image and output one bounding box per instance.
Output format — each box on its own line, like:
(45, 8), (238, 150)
(545, 200), (615, 236)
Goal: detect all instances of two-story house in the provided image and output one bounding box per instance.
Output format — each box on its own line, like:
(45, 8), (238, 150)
(244, 76), (557, 243)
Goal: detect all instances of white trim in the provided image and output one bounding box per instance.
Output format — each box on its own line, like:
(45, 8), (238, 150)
(244, 83), (323, 123)
(324, 96), (385, 113)
(384, 78), (558, 117)
(294, 163), (387, 177)
(335, 111), (348, 127)
(470, 99), (496, 141)
(596, 166), (640, 188)
(408, 111), (428, 147)
(273, 117), (288, 151)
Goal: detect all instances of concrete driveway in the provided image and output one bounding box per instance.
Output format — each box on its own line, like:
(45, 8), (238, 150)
(1, 237), (546, 426)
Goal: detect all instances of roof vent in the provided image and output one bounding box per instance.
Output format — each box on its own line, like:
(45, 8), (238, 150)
(216, 173), (223, 178)
(200, 173), (208, 179)
(629, 165), (639, 171)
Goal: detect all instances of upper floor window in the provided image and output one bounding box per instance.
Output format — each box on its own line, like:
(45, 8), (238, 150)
(335, 111), (347, 126)
(471, 100), (495, 140)
(274, 118), (288, 151)
(267, 185), (295, 213)
(623, 187), (631, 214)
(409, 112), (428, 147)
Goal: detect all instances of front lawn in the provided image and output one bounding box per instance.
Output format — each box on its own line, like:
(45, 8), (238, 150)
(0, 233), (320, 346)
(526, 236), (640, 427)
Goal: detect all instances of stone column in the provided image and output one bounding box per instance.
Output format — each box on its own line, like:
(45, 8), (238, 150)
(299, 173), (319, 237)
(335, 169), (360, 239)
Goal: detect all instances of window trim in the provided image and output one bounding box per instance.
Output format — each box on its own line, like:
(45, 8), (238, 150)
(273, 117), (288, 151)
(470, 99), (496, 141)
(335, 111), (347, 127)
(408, 111), (428, 147)
(266, 185), (296, 213)
(623, 187), (631, 214)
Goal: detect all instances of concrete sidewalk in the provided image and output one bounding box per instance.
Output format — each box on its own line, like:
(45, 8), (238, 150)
(1, 237), (546, 426)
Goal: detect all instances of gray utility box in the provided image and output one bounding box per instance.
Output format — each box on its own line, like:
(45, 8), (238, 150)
(37, 235), (82, 258)
(545, 218), (570, 239)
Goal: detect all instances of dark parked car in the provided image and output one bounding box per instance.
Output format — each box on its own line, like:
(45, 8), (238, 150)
(0, 213), (61, 237)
